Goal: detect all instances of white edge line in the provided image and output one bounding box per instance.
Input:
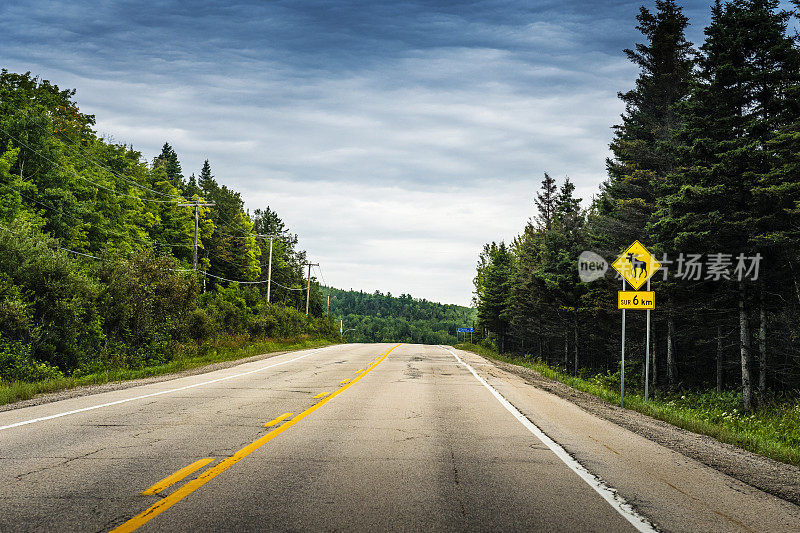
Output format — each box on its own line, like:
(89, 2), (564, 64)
(440, 345), (657, 533)
(1, 346), (333, 431)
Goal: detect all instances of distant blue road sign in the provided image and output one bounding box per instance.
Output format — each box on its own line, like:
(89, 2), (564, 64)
(457, 327), (473, 333)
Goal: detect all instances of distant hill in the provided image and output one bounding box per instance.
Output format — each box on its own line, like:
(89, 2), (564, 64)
(325, 288), (476, 344)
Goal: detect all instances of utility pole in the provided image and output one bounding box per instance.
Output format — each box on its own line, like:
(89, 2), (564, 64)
(256, 233), (283, 303)
(326, 294), (330, 317)
(267, 236), (273, 302)
(178, 201), (215, 271)
(304, 263), (319, 315)
(263, 235), (280, 303)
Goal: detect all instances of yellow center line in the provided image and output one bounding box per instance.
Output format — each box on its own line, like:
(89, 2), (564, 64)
(312, 391), (330, 399)
(340, 378), (351, 385)
(264, 412), (294, 427)
(111, 343), (401, 533)
(356, 368), (364, 374)
(141, 458), (215, 495)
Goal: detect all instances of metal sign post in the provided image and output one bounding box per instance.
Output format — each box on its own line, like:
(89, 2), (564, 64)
(621, 276), (626, 408)
(645, 277), (651, 402)
(456, 327), (474, 344)
(612, 240), (661, 409)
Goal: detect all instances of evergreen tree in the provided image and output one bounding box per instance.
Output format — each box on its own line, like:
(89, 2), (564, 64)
(595, 0), (693, 251)
(474, 242), (514, 350)
(555, 177), (581, 221)
(153, 142), (184, 190)
(653, 0), (800, 408)
(198, 159), (216, 196)
(534, 172), (557, 230)
(185, 173), (201, 198)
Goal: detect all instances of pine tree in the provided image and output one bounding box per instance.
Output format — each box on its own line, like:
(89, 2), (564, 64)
(534, 172), (557, 230)
(596, 0), (693, 251)
(474, 242), (514, 349)
(185, 173), (201, 199)
(153, 143), (184, 190)
(654, 0), (800, 408)
(198, 159), (216, 196)
(555, 177), (581, 221)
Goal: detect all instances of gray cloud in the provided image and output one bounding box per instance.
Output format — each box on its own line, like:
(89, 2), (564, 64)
(1, 0), (726, 304)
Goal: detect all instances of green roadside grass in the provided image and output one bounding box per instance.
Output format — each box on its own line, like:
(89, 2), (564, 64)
(0, 336), (337, 407)
(455, 342), (800, 467)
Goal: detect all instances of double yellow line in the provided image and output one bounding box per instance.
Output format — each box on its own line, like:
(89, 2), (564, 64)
(111, 344), (401, 533)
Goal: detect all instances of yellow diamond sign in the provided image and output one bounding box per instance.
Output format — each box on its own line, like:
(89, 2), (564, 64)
(611, 240), (662, 290)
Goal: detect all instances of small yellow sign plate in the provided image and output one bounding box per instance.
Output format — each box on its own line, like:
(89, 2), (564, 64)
(611, 240), (662, 290)
(618, 291), (655, 310)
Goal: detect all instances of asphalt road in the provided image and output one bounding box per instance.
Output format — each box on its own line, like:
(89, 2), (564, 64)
(1, 343), (798, 532)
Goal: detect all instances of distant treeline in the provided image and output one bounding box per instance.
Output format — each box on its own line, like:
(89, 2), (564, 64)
(0, 70), (335, 383)
(473, 0), (800, 409)
(327, 287), (476, 345)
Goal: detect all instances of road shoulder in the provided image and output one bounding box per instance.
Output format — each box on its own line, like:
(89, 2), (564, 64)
(453, 346), (800, 513)
(0, 343), (339, 413)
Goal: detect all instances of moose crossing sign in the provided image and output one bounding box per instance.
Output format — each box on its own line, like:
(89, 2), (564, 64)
(612, 240), (661, 407)
(611, 240), (661, 291)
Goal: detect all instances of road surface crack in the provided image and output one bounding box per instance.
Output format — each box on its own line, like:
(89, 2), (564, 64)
(15, 448), (102, 481)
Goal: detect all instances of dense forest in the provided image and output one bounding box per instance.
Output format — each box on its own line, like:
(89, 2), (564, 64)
(0, 70), (335, 383)
(327, 287), (476, 345)
(473, 0), (800, 409)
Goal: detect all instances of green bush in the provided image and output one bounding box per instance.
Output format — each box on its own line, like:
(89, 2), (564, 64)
(0, 224), (338, 384)
(97, 251), (199, 351)
(0, 336), (63, 382)
(0, 225), (102, 371)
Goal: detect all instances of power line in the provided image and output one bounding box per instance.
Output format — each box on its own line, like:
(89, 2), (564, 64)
(0, 223), (103, 260)
(33, 121), (184, 200)
(16, 189), (147, 246)
(314, 263), (330, 290)
(1, 222), (309, 289)
(197, 270), (268, 284)
(1, 129), (321, 291)
(1, 128), (182, 204)
(272, 280), (304, 291)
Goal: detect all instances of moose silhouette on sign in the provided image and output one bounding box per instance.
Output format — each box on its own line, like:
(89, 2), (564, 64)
(627, 253), (647, 279)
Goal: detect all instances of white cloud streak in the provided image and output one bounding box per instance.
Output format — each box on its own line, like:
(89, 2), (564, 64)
(1, 0), (686, 305)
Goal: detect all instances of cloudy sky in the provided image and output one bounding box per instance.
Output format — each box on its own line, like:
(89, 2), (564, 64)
(2, 0), (725, 305)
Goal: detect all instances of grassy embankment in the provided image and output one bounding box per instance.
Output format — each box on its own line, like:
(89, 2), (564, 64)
(0, 336), (336, 407)
(455, 342), (800, 467)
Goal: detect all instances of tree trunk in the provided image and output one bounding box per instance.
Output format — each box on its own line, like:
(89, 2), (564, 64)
(716, 325), (723, 393)
(574, 322), (579, 375)
(758, 288), (766, 396)
(544, 338), (549, 366)
(788, 258), (800, 306)
(667, 313), (677, 389)
(739, 283), (753, 410)
(564, 330), (569, 366)
(538, 334), (543, 362)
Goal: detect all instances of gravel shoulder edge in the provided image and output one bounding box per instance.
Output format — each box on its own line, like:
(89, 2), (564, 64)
(470, 350), (800, 507)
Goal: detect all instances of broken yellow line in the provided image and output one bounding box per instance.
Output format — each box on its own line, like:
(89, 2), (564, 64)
(264, 412), (294, 427)
(111, 343), (400, 533)
(313, 391), (330, 399)
(141, 458), (214, 496)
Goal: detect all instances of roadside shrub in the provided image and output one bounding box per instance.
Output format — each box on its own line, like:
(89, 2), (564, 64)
(201, 283), (250, 334)
(0, 336), (63, 382)
(479, 338), (497, 351)
(189, 307), (215, 340)
(96, 251), (198, 361)
(0, 224), (102, 371)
